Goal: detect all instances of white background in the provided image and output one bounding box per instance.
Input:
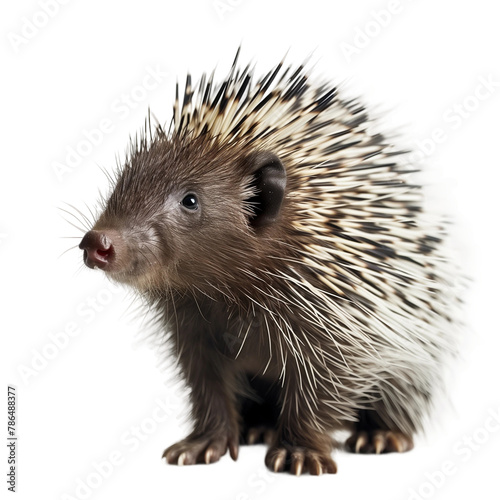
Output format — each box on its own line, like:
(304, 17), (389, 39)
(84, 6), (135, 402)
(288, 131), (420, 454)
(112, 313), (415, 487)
(1, 0), (499, 499)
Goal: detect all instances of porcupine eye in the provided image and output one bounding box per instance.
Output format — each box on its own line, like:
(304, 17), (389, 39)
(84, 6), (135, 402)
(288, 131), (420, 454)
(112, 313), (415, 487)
(181, 194), (199, 210)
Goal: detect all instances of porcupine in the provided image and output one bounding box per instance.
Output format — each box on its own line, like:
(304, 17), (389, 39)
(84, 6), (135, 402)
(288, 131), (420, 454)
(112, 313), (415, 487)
(78, 50), (462, 475)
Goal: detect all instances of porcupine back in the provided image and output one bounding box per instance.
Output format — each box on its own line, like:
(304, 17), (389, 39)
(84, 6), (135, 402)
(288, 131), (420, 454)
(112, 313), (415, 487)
(150, 51), (463, 435)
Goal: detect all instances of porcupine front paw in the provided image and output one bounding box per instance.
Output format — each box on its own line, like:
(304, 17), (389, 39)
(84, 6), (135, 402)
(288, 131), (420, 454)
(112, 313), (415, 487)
(162, 430), (239, 465)
(265, 441), (337, 475)
(346, 429), (414, 454)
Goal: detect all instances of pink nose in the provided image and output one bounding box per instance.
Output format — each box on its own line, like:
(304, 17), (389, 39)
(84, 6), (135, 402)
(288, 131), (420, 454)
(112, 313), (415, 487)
(79, 230), (115, 270)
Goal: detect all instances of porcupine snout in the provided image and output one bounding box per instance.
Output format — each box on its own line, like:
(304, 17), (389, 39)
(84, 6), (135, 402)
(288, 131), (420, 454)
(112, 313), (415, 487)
(79, 229), (120, 270)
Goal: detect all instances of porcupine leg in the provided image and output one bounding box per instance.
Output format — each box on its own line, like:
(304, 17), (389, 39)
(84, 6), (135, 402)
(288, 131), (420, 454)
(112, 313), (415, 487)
(264, 371), (337, 475)
(345, 409), (414, 454)
(162, 359), (240, 465)
(162, 357), (240, 465)
(162, 301), (240, 466)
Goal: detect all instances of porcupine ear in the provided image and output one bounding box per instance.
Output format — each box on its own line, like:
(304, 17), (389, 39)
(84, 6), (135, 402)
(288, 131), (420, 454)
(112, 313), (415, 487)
(245, 151), (287, 229)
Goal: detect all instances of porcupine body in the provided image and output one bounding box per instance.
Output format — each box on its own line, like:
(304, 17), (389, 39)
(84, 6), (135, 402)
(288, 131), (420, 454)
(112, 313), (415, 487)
(78, 51), (462, 475)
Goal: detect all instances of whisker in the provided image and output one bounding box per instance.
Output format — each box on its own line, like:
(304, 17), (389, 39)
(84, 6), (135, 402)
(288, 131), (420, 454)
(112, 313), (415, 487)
(62, 202), (93, 231)
(58, 244), (80, 259)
